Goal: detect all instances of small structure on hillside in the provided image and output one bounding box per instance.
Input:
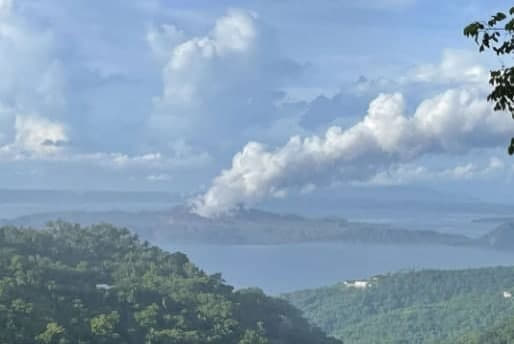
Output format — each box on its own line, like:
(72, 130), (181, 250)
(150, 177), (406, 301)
(344, 280), (369, 289)
(96, 283), (113, 290)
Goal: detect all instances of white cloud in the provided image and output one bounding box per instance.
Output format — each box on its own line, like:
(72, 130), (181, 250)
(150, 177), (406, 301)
(299, 49), (491, 132)
(367, 156), (508, 186)
(364, 165), (429, 185)
(147, 8), (302, 154)
(447, 163), (475, 179)
(87, 150), (210, 169)
(192, 87), (514, 217)
(102, 152), (162, 167)
(0, 149), (210, 168)
(0, 3), (64, 108)
(0, 118), (210, 171)
(0, 115), (68, 157)
(14, 115), (68, 155)
(147, 8), (262, 149)
(154, 8), (257, 106)
(407, 49), (488, 85)
(0, 1), (507, 195)
(486, 156), (505, 173)
(0, 0), (68, 156)
(146, 24), (186, 62)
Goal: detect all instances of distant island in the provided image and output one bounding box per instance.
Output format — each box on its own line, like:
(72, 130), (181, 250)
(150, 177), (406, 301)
(3, 206), (514, 250)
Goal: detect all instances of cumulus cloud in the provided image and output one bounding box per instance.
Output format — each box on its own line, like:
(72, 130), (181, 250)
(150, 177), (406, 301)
(0, 115), (68, 162)
(0, 0), (69, 157)
(407, 49), (489, 85)
(0, 2), (64, 110)
(192, 88), (514, 217)
(149, 8), (303, 153)
(153, 9), (258, 107)
(12, 115), (68, 155)
(146, 24), (186, 62)
(0, 1), (507, 196)
(299, 49), (489, 132)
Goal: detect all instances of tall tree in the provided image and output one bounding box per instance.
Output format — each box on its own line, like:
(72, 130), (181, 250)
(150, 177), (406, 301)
(464, 7), (514, 154)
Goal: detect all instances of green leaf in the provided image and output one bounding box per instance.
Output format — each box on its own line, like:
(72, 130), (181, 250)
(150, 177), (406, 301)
(463, 22), (482, 37)
(496, 12), (507, 21)
(505, 18), (514, 31)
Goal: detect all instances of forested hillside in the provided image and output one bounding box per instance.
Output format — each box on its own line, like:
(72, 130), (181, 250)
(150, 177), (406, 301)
(283, 268), (514, 343)
(0, 222), (340, 344)
(449, 317), (514, 343)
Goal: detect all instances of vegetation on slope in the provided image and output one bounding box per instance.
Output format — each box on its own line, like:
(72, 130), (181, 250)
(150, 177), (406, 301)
(452, 317), (514, 344)
(283, 268), (514, 343)
(0, 222), (340, 344)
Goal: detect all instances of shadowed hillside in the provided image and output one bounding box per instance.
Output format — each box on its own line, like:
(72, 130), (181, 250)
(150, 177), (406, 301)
(0, 222), (340, 344)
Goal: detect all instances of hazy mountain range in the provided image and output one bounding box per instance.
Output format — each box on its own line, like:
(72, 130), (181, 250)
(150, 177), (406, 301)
(1, 188), (513, 248)
(2, 205), (513, 250)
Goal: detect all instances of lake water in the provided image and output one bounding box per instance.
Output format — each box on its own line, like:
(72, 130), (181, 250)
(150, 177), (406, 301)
(163, 242), (514, 295)
(4, 201), (514, 295)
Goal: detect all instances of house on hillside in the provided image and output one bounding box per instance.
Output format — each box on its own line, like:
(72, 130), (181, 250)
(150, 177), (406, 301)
(344, 280), (369, 289)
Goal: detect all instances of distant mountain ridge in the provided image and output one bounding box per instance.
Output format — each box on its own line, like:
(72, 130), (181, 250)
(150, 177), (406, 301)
(479, 222), (514, 250)
(0, 205), (489, 247)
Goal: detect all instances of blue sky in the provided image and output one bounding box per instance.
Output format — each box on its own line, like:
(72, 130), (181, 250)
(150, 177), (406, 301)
(1, 0), (514, 213)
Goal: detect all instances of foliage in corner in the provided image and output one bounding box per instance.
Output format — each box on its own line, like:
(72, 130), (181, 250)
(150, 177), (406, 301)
(464, 6), (514, 154)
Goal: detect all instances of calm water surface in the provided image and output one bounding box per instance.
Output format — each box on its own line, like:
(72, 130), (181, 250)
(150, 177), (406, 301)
(163, 242), (514, 295)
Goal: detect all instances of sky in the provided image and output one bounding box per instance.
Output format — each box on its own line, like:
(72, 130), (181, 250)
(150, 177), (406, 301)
(1, 0), (514, 215)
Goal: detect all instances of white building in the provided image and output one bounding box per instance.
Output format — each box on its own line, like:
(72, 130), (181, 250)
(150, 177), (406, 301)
(344, 280), (369, 289)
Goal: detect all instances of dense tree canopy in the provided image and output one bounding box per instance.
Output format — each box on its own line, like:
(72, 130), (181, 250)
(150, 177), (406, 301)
(464, 6), (514, 154)
(284, 267), (514, 343)
(453, 316), (514, 344)
(0, 222), (340, 344)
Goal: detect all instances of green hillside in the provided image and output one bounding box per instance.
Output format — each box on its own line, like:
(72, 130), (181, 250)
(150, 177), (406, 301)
(0, 222), (340, 344)
(283, 268), (514, 343)
(445, 316), (514, 343)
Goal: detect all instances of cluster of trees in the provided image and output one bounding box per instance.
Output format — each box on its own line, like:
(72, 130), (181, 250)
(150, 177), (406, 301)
(283, 267), (514, 343)
(453, 317), (514, 344)
(449, 7), (514, 342)
(0, 222), (340, 344)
